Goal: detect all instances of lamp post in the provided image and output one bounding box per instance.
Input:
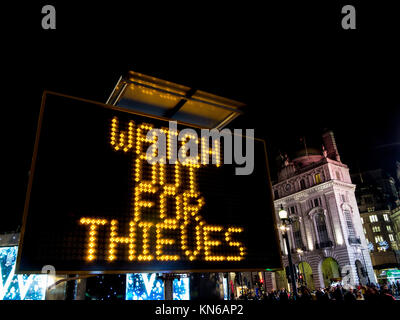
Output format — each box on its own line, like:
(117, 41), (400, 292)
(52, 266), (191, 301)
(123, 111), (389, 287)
(279, 205), (297, 299)
(297, 248), (307, 287)
(357, 246), (370, 285)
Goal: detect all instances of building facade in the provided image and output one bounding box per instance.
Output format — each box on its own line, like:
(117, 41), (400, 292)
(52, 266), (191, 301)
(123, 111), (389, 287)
(351, 169), (400, 282)
(267, 131), (375, 290)
(396, 161), (400, 185)
(392, 207), (400, 253)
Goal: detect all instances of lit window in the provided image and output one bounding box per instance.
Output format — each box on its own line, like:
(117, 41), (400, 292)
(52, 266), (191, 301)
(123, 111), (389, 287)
(315, 213), (330, 244)
(372, 226), (380, 233)
(344, 209), (356, 238)
(361, 217), (364, 224)
(315, 174), (322, 184)
(363, 228), (366, 234)
(292, 220), (303, 249)
(369, 215), (378, 223)
(386, 225), (392, 232)
(367, 207), (375, 213)
(389, 234), (394, 242)
(375, 235), (384, 243)
(383, 214), (389, 222)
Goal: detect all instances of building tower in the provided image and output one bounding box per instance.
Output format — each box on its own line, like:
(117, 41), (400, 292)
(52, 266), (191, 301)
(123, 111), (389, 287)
(268, 131), (376, 290)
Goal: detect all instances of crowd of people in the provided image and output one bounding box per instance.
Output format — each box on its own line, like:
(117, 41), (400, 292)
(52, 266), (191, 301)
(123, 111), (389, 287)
(237, 281), (400, 302)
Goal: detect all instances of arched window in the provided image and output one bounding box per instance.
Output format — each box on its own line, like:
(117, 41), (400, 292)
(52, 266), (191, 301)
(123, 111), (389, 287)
(315, 213), (330, 244)
(292, 220), (303, 249)
(344, 208), (356, 238)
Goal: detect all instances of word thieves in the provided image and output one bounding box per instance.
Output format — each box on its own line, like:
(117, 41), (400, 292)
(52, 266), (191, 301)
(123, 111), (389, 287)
(17, 92), (281, 274)
(79, 117), (247, 263)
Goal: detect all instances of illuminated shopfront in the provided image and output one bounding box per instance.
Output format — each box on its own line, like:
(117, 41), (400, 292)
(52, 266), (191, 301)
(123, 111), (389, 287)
(125, 273), (190, 300)
(0, 246), (47, 300)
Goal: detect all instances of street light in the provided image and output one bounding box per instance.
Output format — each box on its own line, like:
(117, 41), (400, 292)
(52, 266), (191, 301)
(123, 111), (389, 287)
(356, 246), (370, 285)
(297, 248), (307, 287)
(279, 205), (289, 220)
(278, 205), (297, 299)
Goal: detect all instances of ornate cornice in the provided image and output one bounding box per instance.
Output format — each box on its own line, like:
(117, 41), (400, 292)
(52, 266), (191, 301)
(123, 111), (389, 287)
(274, 180), (356, 204)
(274, 158), (349, 187)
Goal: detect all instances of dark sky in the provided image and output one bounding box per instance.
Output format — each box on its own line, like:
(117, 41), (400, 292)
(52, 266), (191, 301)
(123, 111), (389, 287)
(1, 2), (399, 232)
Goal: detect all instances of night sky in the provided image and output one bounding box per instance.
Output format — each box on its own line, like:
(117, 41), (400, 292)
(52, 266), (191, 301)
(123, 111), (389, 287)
(1, 2), (399, 232)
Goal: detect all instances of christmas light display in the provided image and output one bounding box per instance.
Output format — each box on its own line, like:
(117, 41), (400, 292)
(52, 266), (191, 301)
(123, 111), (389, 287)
(0, 246), (47, 300)
(125, 273), (164, 300)
(125, 273), (190, 300)
(172, 277), (190, 300)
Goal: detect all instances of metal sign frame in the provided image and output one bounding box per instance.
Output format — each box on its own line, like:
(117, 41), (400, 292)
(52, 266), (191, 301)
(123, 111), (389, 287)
(16, 91), (282, 274)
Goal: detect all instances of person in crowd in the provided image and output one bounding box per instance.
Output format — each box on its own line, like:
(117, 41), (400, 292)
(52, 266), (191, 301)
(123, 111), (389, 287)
(364, 284), (380, 302)
(355, 289), (365, 300)
(299, 286), (312, 301)
(343, 286), (357, 302)
(314, 288), (326, 301)
(333, 284), (344, 301)
(279, 288), (289, 302)
(241, 280), (398, 302)
(380, 285), (396, 301)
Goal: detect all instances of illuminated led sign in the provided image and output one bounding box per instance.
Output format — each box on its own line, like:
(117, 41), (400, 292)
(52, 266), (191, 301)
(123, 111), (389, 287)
(0, 246), (47, 300)
(17, 92), (281, 273)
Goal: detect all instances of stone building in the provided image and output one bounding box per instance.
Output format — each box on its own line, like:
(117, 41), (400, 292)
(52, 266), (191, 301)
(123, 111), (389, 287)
(392, 207), (400, 256)
(351, 169), (400, 281)
(265, 131), (375, 291)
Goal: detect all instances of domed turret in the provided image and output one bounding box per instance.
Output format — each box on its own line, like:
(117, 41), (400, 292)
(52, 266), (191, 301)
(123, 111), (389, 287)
(292, 147), (324, 167)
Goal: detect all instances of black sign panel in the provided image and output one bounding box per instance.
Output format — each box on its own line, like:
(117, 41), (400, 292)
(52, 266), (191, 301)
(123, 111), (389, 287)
(17, 92), (281, 273)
